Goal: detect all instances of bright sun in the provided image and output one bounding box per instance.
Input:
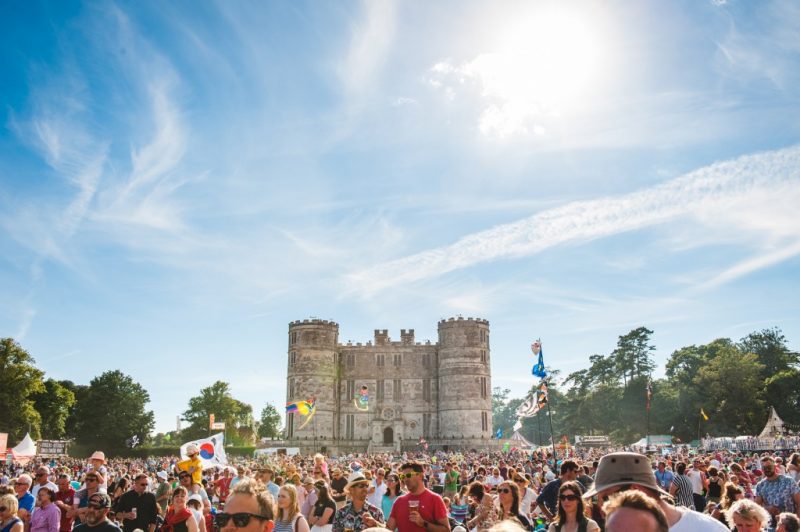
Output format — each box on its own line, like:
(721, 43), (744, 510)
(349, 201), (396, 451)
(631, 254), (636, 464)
(465, 5), (607, 137)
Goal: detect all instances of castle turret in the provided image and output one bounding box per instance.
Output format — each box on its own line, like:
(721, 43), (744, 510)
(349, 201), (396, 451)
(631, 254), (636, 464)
(437, 317), (492, 439)
(287, 319), (339, 440)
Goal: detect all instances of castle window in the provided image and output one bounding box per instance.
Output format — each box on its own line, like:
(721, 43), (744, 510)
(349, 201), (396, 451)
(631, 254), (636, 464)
(377, 380), (385, 400)
(290, 351), (297, 366)
(287, 413), (294, 438)
(480, 377), (487, 398)
(346, 414), (354, 439)
(480, 350), (486, 364)
(394, 354), (401, 367)
(423, 413), (431, 437)
(486, 334), (489, 347)
(481, 411), (488, 432)
(393, 379), (401, 399)
(480, 330), (485, 342)
(347, 354), (355, 368)
(346, 380), (354, 400)
(289, 379), (295, 399)
(424, 353), (432, 368)
(423, 379), (431, 401)
(376, 354), (385, 367)
(291, 332), (298, 345)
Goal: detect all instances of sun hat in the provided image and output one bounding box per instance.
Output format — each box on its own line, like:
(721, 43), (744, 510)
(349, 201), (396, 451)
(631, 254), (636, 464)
(90, 451), (106, 463)
(582, 452), (670, 499)
(157, 471), (168, 481)
(346, 472), (369, 490)
(186, 443), (200, 456)
(188, 494), (203, 504)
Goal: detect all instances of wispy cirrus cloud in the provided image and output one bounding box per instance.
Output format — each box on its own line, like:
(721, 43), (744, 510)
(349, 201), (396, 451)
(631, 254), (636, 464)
(346, 145), (800, 296)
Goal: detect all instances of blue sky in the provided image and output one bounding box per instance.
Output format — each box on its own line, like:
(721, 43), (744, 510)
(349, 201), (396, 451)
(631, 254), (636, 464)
(1, 0), (799, 435)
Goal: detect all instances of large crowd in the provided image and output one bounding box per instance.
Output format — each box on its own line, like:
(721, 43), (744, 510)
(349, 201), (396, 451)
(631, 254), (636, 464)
(1, 445), (800, 532)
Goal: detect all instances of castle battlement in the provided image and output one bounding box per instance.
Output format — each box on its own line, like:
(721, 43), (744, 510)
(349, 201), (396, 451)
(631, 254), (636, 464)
(289, 319), (339, 327)
(438, 316), (490, 326)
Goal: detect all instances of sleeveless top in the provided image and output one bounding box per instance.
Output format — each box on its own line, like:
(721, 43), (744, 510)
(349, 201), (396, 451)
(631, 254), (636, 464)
(274, 515), (301, 532)
(707, 478), (723, 498)
(1, 518), (22, 532)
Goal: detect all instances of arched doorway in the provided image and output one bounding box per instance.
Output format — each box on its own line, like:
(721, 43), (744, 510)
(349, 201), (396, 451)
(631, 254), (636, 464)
(383, 426), (394, 444)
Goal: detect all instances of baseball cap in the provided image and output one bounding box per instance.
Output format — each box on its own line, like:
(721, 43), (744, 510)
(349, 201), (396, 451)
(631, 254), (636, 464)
(89, 493), (112, 508)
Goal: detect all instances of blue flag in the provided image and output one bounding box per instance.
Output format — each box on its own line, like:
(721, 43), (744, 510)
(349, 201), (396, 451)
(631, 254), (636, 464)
(495, 428), (503, 439)
(531, 340), (548, 378)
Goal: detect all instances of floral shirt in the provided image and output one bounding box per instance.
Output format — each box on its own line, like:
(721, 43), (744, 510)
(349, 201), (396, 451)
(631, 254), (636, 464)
(755, 475), (800, 513)
(332, 501), (384, 532)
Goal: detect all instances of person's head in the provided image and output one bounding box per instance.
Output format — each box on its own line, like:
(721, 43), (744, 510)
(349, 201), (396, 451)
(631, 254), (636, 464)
(675, 462), (687, 475)
(217, 479), (275, 532)
(345, 472), (370, 503)
(172, 486), (189, 507)
(790, 453), (800, 468)
(186, 444), (200, 459)
(583, 452), (668, 506)
(0, 493), (19, 519)
(375, 468), (385, 483)
(400, 462), (425, 493)
(84, 472), (103, 490)
(511, 473), (527, 493)
(14, 474), (31, 496)
(187, 494), (203, 512)
(657, 462), (666, 472)
(497, 481), (520, 515)
(467, 481), (485, 503)
(761, 456), (777, 479)
(725, 499), (771, 532)
(708, 466), (718, 477)
(56, 473), (70, 492)
(277, 484), (299, 522)
(314, 480), (331, 504)
(720, 482), (744, 510)
(777, 512), (800, 532)
(179, 471), (193, 487)
(37, 487), (54, 505)
(89, 451), (106, 468)
(603, 490), (669, 532)
(555, 481), (585, 524)
(133, 474), (148, 494)
(85, 492), (112, 526)
(560, 460), (579, 481)
(385, 473), (402, 497)
(35, 466), (50, 485)
(237, 467), (245, 477)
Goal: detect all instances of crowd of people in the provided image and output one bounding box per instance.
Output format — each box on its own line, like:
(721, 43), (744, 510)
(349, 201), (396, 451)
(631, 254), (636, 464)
(1, 445), (800, 532)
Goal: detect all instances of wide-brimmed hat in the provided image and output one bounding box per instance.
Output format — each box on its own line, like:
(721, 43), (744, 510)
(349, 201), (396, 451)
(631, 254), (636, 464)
(582, 452), (670, 499)
(90, 451), (106, 463)
(346, 472), (369, 490)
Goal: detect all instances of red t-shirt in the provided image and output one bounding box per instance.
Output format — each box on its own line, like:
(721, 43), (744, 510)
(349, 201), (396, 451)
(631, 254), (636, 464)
(216, 477), (232, 501)
(56, 488), (76, 532)
(389, 489), (448, 532)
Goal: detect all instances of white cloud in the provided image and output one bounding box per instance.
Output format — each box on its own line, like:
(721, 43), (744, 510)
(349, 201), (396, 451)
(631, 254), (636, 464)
(346, 145), (800, 296)
(337, 0), (396, 97)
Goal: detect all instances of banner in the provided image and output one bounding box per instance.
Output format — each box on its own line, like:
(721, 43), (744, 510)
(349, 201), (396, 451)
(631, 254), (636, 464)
(0, 433), (7, 460)
(37, 440), (69, 457)
(211, 422), (226, 430)
(180, 432), (228, 468)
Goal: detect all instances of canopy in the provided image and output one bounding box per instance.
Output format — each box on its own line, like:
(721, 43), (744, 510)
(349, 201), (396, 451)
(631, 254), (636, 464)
(509, 430), (535, 449)
(630, 435), (672, 448)
(11, 433), (36, 463)
(758, 407), (786, 438)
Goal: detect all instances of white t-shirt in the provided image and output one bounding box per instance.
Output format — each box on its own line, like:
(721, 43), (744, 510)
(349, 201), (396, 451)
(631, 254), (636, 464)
(669, 508), (729, 531)
(367, 479), (387, 508)
(32, 481), (59, 498)
(520, 487), (536, 516)
(687, 470), (704, 495)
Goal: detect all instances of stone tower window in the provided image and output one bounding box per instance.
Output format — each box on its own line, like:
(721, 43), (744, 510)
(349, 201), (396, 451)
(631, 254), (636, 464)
(376, 354), (385, 367)
(377, 380), (385, 400)
(423, 379), (431, 401)
(394, 354), (401, 367)
(347, 354), (355, 368)
(290, 351), (296, 366)
(289, 379), (295, 399)
(345, 414), (354, 439)
(346, 380), (354, 400)
(480, 377), (487, 398)
(393, 379), (401, 399)
(423, 413), (431, 437)
(291, 332), (298, 345)
(480, 350), (486, 364)
(287, 413), (294, 438)
(481, 411), (488, 431)
(480, 330), (485, 342)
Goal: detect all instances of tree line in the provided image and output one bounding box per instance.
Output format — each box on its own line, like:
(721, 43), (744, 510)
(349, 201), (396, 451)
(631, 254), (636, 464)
(0, 338), (282, 453)
(493, 327), (800, 446)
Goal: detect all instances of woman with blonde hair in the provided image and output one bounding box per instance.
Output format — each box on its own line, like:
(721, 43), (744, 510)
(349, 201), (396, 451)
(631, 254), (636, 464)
(0, 494), (24, 532)
(275, 484), (310, 532)
(725, 498), (771, 532)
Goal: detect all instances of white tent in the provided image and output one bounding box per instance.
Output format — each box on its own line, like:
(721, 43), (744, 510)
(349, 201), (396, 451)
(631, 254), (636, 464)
(758, 407), (786, 438)
(509, 430), (535, 449)
(11, 433), (36, 463)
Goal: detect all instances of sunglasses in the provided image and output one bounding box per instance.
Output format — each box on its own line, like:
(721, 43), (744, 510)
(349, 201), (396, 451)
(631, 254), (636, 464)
(498, 488), (512, 494)
(179, 475), (191, 479)
(214, 512), (271, 528)
(88, 503), (107, 510)
(14, 482), (29, 486)
(352, 484), (369, 489)
(400, 473), (420, 479)
(86, 478), (98, 482)
(560, 494), (579, 501)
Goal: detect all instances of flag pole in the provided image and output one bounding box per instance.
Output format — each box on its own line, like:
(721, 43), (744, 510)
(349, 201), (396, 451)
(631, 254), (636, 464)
(546, 400), (557, 470)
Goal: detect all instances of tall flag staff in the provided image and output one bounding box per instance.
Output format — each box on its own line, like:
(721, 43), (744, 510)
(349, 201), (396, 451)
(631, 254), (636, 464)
(646, 378), (653, 448)
(530, 339), (558, 468)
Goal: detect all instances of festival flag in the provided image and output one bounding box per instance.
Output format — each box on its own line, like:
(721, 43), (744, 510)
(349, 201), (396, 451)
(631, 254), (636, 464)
(502, 441), (511, 453)
(516, 388), (541, 418)
(286, 396), (317, 429)
(537, 380), (549, 408)
(700, 408), (709, 421)
(495, 428), (503, 439)
(646, 380), (653, 411)
(513, 419), (523, 432)
(531, 340), (548, 378)
(179, 433), (228, 467)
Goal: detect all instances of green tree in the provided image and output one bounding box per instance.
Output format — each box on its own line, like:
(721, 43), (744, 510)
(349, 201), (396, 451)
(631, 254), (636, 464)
(58, 380), (89, 439)
(258, 404), (282, 439)
(32, 379), (76, 439)
(73, 370), (155, 452)
(612, 327), (656, 386)
(739, 328), (800, 378)
(182, 381), (254, 445)
(0, 338), (45, 441)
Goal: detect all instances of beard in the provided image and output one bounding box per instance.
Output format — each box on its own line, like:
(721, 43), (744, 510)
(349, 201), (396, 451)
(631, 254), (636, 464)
(84, 511), (106, 526)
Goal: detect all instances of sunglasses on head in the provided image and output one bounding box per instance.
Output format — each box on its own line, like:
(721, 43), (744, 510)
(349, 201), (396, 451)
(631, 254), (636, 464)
(214, 512), (270, 528)
(560, 494), (579, 501)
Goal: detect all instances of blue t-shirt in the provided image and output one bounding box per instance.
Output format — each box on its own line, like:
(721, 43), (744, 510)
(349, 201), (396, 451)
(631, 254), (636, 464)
(18, 492), (35, 513)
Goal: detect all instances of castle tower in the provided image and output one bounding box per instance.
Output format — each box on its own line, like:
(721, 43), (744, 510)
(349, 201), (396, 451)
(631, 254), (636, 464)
(286, 319), (339, 440)
(437, 317), (492, 439)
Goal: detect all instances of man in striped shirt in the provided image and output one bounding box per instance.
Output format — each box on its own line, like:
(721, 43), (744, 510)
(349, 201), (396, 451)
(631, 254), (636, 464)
(669, 463), (695, 510)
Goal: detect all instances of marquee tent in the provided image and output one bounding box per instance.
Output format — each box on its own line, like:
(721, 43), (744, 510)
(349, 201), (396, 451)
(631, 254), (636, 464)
(759, 407), (787, 438)
(11, 433), (36, 464)
(509, 430), (535, 449)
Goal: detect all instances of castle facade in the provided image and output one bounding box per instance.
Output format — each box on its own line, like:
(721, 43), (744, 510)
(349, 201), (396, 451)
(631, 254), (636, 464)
(285, 317), (493, 452)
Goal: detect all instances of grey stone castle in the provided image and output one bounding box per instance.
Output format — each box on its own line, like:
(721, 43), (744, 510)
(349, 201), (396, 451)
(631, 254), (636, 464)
(285, 317), (493, 453)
